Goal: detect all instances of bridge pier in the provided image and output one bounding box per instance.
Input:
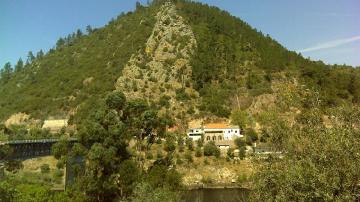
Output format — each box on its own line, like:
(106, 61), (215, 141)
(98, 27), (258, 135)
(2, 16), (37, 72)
(0, 162), (4, 180)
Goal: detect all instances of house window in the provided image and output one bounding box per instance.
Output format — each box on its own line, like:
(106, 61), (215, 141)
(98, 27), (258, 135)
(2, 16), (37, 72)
(218, 136), (222, 140)
(212, 136), (216, 141)
(235, 130), (237, 133)
(206, 136), (210, 141)
(228, 131), (230, 133)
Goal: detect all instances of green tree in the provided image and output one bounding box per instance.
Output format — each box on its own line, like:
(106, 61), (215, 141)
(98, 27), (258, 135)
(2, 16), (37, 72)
(73, 92), (168, 200)
(164, 134), (176, 152)
(203, 141), (220, 157)
(184, 150), (193, 163)
(15, 58), (24, 72)
(245, 128), (258, 145)
(185, 138), (194, 151)
(177, 136), (184, 152)
(230, 109), (249, 130)
(117, 160), (140, 197)
(234, 137), (246, 148)
(86, 25), (93, 34)
(0, 181), (18, 202)
(105, 91), (126, 110)
(251, 107), (360, 201)
(26, 51), (35, 64)
(15, 184), (51, 202)
(195, 146), (202, 157)
(76, 29), (83, 38)
(238, 147), (246, 160)
(1, 62), (13, 83)
(36, 50), (44, 59)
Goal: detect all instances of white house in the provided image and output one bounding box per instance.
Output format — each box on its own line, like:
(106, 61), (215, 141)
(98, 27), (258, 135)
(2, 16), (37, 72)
(187, 123), (242, 148)
(187, 128), (203, 141)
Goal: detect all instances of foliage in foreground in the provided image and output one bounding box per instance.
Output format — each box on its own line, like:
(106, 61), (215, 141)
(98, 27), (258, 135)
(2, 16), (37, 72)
(251, 106), (360, 201)
(51, 91), (180, 202)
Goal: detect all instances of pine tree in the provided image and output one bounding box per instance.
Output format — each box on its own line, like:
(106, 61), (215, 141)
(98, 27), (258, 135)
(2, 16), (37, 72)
(86, 25), (93, 34)
(1, 62), (13, 83)
(14, 58), (24, 72)
(76, 29), (83, 38)
(26, 51), (35, 64)
(36, 50), (44, 59)
(56, 38), (65, 48)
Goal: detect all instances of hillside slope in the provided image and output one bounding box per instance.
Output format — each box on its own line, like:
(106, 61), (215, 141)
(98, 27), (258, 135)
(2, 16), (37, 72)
(0, 4), (158, 120)
(1, 0), (360, 123)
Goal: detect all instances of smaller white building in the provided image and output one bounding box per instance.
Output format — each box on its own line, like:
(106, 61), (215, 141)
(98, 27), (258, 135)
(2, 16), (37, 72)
(187, 128), (203, 141)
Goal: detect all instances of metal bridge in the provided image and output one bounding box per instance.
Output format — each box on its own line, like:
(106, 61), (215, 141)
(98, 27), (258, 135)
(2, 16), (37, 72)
(0, 138), (77, 160)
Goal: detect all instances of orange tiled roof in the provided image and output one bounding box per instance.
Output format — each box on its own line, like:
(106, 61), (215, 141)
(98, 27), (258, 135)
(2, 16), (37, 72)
(204, 123), (237, 129)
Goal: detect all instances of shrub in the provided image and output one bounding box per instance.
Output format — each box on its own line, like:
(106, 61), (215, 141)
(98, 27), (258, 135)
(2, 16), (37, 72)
(178, 136), (185, 152)
(164, 83), (171, 89)
(158, 95), (171, 108)
(53, 168), (63, 178)
(176, 158), (183, 165)
(195, 146), (202, 157)
(164, 135), (176, 152)
(146, 152), (153, 160)
(187, 107), (195, 115)
(149, 76), (157, 82)
(234, 137), (246, 148)
(132, 81), (138, 92)
(196, 137), (204, 147)
(239, 147), (246, 160)
(175, 88), (190, 101)
(227, 148), (234, 159)
(40, 164), (50, 174)
(184, 151), (193, 163)
(185, 138), (194, 151)
(56, 160), (64, 169)
(203, 141), (220, 157)
(245, 128), (258, 145)
(156, 150), (163, 159)
(237, 173), (248, 184)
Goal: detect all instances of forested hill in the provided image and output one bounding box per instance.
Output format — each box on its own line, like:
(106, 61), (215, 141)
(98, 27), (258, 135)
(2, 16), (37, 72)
(1, 0), (359, 122)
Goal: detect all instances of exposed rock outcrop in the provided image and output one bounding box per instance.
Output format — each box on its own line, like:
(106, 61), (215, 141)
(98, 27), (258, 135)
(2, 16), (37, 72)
(115, 1), (199, 117)
(4, 113), (40, 128)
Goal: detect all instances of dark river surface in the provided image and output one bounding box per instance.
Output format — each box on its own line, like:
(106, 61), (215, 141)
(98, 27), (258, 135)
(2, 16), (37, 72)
(181, 188), (249, 202)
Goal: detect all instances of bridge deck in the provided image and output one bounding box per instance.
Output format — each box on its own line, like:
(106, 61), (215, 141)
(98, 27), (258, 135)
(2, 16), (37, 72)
(0, 138), (78, 160)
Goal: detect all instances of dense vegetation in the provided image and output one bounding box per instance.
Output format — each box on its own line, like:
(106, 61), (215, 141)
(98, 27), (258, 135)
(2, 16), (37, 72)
(251, 96), (360, 201)
(0, 3), (158, 120)
(1, 0), (360, 121)
(1, 91), (181, 201)
(176, 0), (360, 116)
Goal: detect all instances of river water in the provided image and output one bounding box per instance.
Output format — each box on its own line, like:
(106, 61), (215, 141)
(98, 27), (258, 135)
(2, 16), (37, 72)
(181, 188), (249, 202)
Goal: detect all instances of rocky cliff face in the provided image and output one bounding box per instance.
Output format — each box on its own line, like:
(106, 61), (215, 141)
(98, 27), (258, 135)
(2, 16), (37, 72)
(115, 2), (199, 117)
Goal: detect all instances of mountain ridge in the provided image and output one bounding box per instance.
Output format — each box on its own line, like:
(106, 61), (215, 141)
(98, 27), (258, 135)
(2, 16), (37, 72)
(1, 0), (359, 124)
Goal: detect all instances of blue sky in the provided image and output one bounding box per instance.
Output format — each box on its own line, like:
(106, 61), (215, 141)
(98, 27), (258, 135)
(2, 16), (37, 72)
(1, 0), (359, 68)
